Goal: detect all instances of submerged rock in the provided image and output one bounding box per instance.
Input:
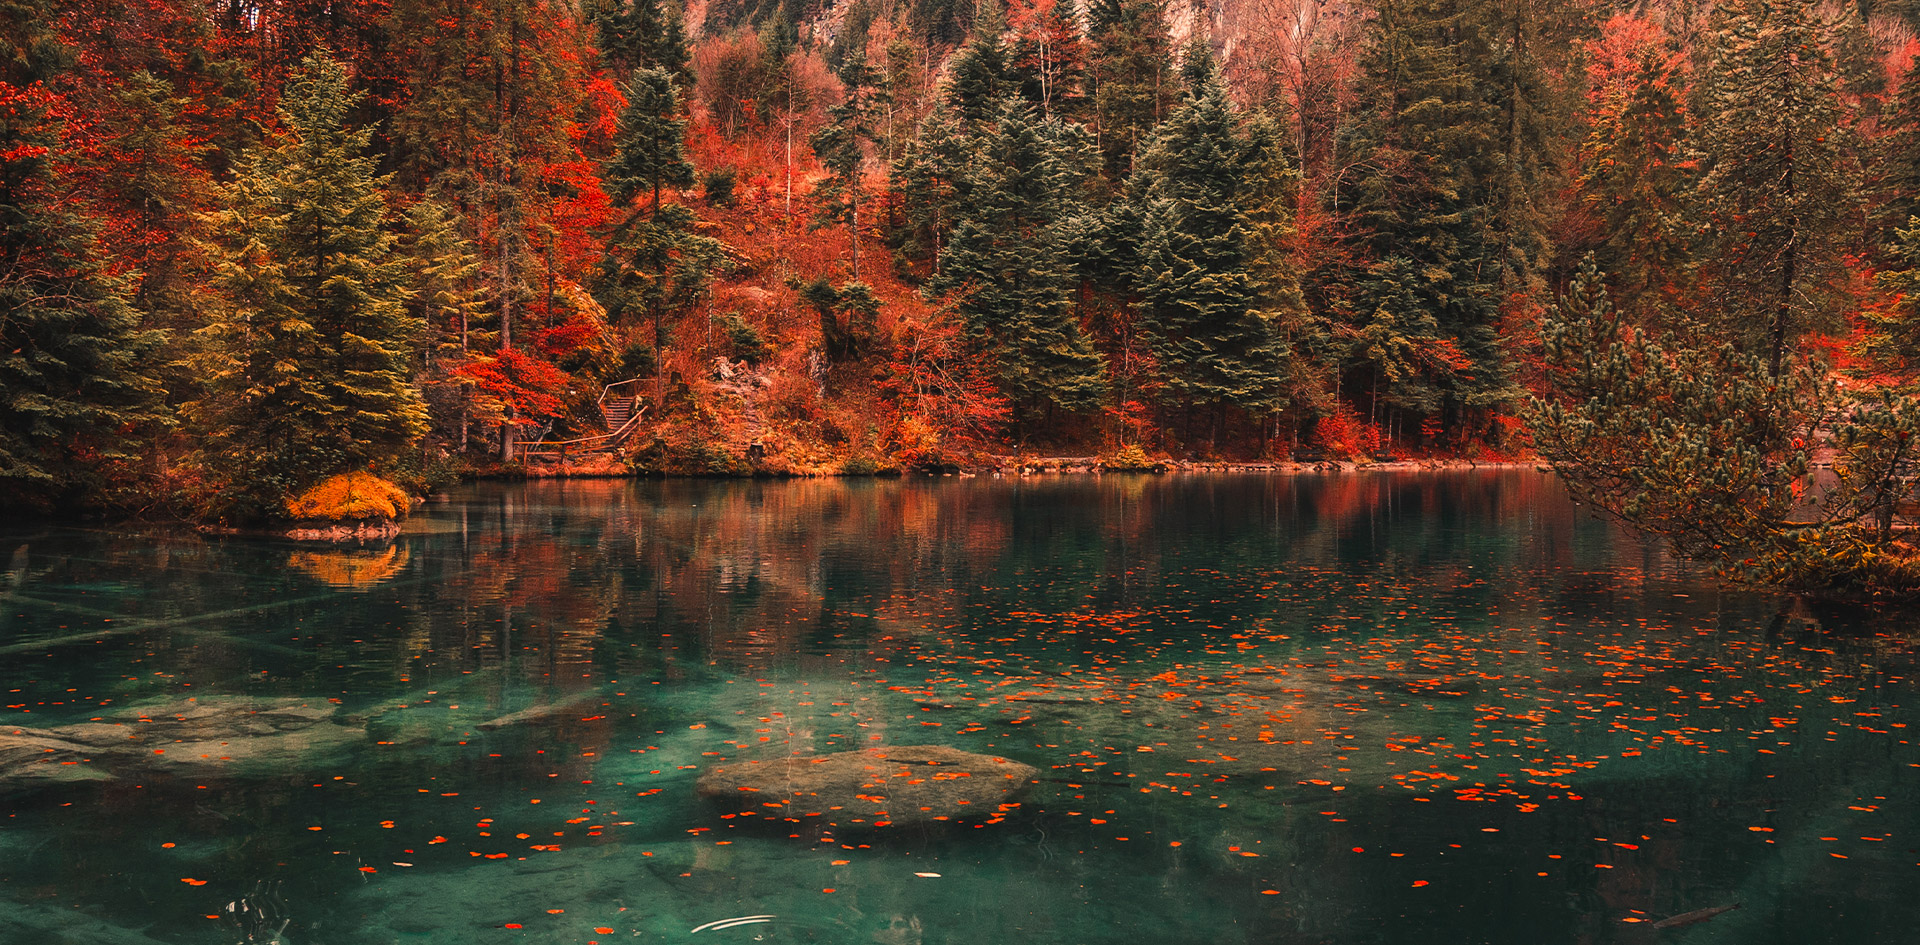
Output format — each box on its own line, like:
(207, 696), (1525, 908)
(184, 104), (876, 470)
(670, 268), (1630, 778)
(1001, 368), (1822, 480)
(0, 901), (176, 945)
(0, 730), (116, 786)
(1327, 673), (1478, 699)
(697, 745), (1038, 827)
(0, 695), (362, 786)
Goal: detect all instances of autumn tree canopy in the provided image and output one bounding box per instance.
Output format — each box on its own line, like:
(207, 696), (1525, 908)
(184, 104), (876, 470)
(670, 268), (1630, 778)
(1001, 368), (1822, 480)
(18, 0), (1920, 595)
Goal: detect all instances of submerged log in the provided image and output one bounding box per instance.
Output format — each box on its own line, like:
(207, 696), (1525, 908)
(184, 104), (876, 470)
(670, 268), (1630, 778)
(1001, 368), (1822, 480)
(1652, 902), (1741, 929)
(476, 690), (606, 730)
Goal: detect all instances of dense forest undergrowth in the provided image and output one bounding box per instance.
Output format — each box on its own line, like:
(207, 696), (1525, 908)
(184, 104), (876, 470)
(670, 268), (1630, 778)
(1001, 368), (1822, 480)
(19, 0), (1920, 591)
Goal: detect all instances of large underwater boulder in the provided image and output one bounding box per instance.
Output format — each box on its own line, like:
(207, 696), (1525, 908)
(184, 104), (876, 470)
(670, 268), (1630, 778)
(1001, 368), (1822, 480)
(697, 745), (1038, 827)
(0, 695), (362, 786)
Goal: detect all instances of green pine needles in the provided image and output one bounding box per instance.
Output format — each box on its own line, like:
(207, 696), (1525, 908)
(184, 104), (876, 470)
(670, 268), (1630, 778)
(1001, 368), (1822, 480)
(0, 84), (164, 510)
(192, 50), (427, 521)
(1132, 45), (1290, 435)
(596, 66), (723, 353)
(1532, 257), (1920, 599)
(935, 96), (1107, 426)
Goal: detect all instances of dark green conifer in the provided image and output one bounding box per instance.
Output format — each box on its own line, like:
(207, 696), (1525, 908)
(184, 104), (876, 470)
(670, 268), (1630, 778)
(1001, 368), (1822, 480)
(1693, 0), (1859, 378)
(1874, 54), (1920, 254)
(890, 101), (972, 276)
(592, 0), (692, 82)
(1533, 255), (1920, 596)
(1867, 220), (1920, 388)
(947, 3), (1014, 126)
(400, 198), (487, 450)
(1131, 45), (1287, 436)
(1574, 36), (1694, 321)
(811, 46), (883, 278)
(193, 51), (427, 519)
(937, 98), (1108, 423)
(0, 10), (163, 508)
(1086, 0), (1175, 177)
(1530, 255), (1815, 556)
(597, 67), (722, 353)
(1242, 112), (1330, 424)
(1481, 0), (1557, 294)
(606, 67), (695, 213)
(877, 35), (930, 163)
(1343, 257), (1453, 420)
(1339, 0), (1516, 430)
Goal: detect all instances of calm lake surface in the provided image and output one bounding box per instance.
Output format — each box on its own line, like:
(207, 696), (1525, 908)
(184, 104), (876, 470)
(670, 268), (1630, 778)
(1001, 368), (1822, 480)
(3, 471), (1918, 945)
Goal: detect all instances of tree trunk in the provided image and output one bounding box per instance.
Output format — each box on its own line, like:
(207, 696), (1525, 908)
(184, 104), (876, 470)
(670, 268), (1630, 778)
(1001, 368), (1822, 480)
(459, 307), (470, 452)
(1771, 129), (1796, 381)
(497, 20), (521, 464)
(851, 187), (861, 279)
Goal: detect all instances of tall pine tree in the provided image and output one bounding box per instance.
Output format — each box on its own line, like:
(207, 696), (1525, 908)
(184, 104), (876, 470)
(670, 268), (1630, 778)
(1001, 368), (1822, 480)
(193, 50), (426, 520)
(0, 1), (162, 509)
(947, 1), (1015, 126)
(1086, 0), (1175, 179)
(1572, 18), (1695, 323)
(936, 97), (1108, 425)
(890, 101), (972, 277)
(1131, 45), (1288, 442)
(596, 66), (723, 359)
(401, 197), (488, 451)
(1694, 0), (1861, 377)
(1242, 111), (1330, 430)
(1338, 0), (1516, 437)
(591, 0), (691, 83)
(811, 46), (882, 279)
(604, 67), (695, 216)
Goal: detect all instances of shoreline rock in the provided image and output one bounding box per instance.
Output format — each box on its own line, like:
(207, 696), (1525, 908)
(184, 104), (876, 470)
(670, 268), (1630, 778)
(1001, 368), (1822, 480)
(199, 518), (402, 543)
(468, 457), (1539, 481)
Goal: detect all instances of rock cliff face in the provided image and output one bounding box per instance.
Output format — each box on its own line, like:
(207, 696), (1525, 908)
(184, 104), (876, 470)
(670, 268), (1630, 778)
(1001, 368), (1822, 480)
(686, 0), (1280, 74)
(696, 744), (1038, 827)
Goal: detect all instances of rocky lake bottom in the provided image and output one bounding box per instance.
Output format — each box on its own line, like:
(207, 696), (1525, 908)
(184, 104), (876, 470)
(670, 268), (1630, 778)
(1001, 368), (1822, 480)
(3, 472), (1918, 944)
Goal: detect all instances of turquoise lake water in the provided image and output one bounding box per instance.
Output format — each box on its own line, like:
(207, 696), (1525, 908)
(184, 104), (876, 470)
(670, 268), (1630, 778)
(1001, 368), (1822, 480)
(2, 471), (1917, 944)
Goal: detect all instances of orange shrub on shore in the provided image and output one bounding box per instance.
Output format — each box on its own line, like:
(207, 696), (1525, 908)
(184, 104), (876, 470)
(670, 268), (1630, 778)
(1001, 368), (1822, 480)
(284, 473), (414, 521)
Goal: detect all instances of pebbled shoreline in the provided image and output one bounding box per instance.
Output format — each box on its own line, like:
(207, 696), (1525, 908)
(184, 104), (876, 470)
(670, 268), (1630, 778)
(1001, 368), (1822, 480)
(487, 454), (1540, 479)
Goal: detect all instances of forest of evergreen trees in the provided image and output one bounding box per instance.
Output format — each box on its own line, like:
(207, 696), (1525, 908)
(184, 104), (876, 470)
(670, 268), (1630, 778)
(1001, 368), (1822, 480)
(15, 0), (1920, 560)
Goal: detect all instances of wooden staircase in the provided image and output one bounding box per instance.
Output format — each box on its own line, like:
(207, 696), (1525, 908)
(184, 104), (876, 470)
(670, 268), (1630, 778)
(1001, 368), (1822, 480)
(515, 379), (647, 462)
(601, 395), (637, 433)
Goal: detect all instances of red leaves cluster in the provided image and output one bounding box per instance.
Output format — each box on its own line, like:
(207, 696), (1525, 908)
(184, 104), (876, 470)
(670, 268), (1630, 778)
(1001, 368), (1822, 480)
(455, 348), (572, 429)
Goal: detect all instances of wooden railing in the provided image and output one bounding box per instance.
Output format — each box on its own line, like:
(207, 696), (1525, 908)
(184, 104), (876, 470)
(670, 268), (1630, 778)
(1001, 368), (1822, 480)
(517, 379), (649, 461)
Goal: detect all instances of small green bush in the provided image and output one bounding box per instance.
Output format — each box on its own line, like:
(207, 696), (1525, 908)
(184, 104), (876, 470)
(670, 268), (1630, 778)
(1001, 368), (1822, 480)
(1103, 444), (1159, 471)
(704, 167), (737, 207)
(385, 449), (467, 494)
(839, 455), (899, 476)
(719, 312), (773, 364)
